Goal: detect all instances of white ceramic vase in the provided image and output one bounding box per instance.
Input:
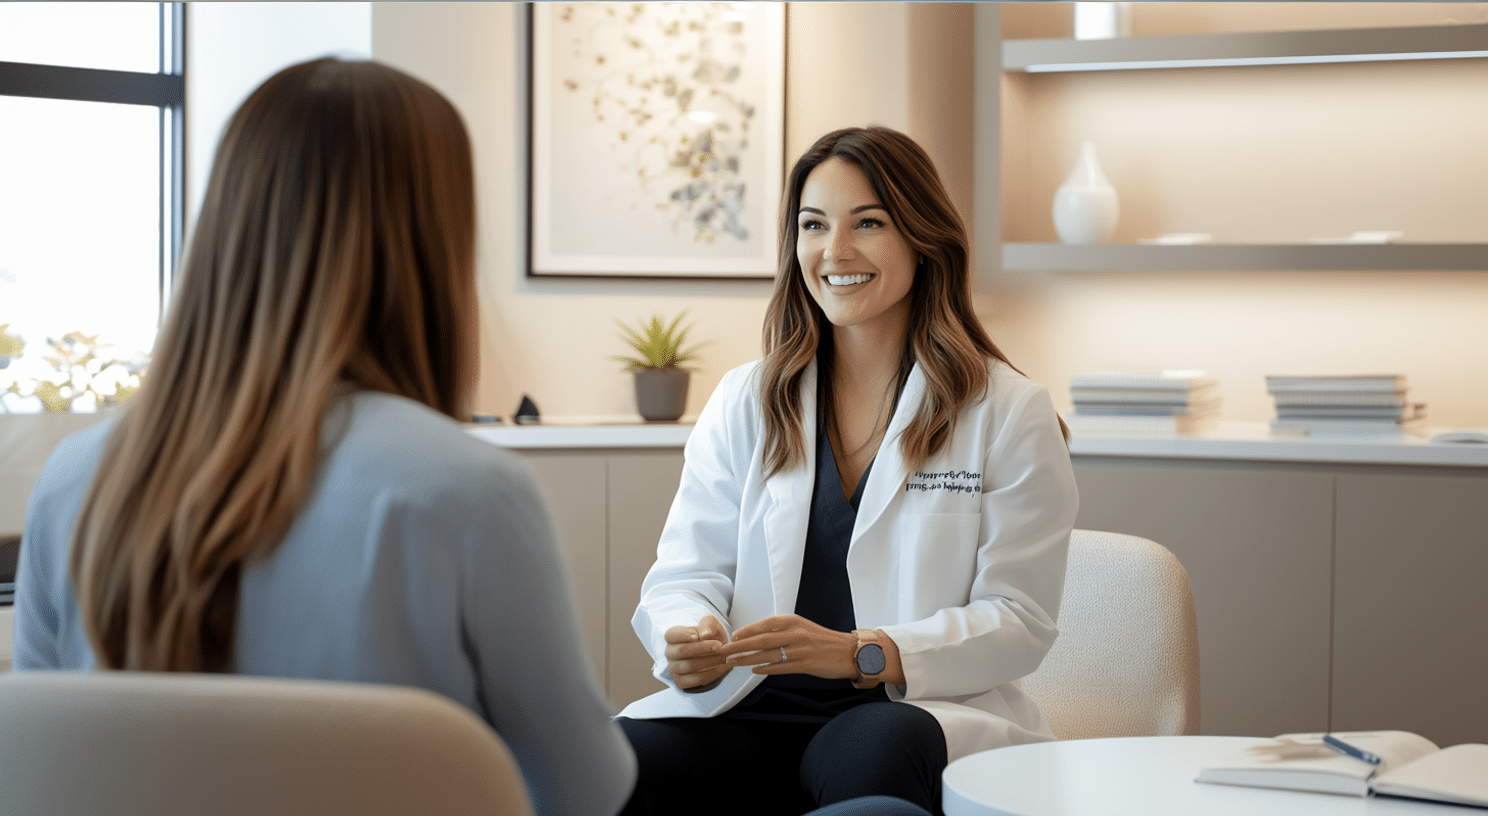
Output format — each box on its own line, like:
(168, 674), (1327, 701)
(1052, 141), (1119, 245)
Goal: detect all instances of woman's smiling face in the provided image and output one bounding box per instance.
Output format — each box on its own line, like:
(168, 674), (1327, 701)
(796, 157), (917, 335)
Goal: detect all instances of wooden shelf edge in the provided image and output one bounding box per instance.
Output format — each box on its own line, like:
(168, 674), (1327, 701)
(1001, 243), (1488, 272)
(1003, 23), (1488, 72)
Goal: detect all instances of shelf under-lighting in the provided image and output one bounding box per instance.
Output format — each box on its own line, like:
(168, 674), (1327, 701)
(1004, 23), (1488, 73)
(1002, 243), (1488, 273)
(1024, 50), (1488, 73)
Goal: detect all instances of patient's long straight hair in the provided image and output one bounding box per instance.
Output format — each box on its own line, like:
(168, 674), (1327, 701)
(69, 58), (477, 672)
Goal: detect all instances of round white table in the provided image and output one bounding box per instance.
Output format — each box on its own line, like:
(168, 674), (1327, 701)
(942, 736), (1449, 816)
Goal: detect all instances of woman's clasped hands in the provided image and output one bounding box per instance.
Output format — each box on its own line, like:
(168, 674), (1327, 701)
(664, 614), (860, 691)
(662, 615), (732, 692)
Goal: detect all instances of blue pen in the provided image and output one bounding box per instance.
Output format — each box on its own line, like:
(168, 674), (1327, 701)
(1324, 734), (1382, 765)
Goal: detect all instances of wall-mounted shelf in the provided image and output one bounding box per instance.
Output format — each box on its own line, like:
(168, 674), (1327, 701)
(1003, 23), (1488, 73)
(1003, 243), (1488, 272)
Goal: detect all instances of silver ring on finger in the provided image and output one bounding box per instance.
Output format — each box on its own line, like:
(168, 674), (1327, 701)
(779, 646), (788, 663)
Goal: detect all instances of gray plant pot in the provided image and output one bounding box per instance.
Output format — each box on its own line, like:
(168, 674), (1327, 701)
(633, 368), (689, 422)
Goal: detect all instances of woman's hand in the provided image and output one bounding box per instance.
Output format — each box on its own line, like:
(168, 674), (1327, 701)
(717, 614), (858, 679)
(664, 615), (732, 691)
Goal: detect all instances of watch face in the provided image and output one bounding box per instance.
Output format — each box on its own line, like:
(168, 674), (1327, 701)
(856, 643), (886, 675)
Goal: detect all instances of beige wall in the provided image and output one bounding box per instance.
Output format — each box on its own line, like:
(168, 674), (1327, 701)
(373, 3), (974, 421)
(186, 3), (371, 231)
(373, 3), (1488, 429)
(982, 2), (1488, 427)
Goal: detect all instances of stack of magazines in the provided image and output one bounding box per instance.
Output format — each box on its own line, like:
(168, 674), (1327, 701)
(1066, 370), (1221, 435)
(1266, 374), (1425, 436)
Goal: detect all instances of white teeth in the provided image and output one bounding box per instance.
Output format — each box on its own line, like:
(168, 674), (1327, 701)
(827, 274), (873, 286)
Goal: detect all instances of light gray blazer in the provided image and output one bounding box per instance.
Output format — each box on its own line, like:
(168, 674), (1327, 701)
(13, 391), (636, 816)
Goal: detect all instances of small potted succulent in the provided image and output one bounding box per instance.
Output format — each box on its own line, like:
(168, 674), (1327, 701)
(612, 311), (702, 422)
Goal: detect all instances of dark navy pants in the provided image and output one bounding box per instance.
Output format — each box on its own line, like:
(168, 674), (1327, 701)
(617, 701), (947, 816)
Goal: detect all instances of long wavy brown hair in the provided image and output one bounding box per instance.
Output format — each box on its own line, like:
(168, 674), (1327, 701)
(760, 126), (1054, 477)
(69, 58), (477, 672)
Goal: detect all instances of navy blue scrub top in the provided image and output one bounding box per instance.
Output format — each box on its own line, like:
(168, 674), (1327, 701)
(726, 420), (890, 722)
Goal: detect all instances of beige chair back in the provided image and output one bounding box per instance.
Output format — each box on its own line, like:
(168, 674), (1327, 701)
(0, 671), (536, 816)
(1022, 529), (1201, 739)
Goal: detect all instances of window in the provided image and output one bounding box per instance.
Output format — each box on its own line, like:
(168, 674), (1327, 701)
(0, 2), (183, 413)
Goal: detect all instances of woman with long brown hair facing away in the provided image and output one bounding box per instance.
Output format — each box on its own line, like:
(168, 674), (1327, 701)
(11, 58), (635, 816)
(616, 127), (1079, 816)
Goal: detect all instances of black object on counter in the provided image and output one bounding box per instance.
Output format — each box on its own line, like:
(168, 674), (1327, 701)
(0, 535), (19, 586)
(2, 535), (18, 603)
(514, 394), (541, 425)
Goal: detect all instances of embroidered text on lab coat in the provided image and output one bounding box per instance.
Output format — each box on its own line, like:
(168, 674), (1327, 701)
(906, 470), (984, 494)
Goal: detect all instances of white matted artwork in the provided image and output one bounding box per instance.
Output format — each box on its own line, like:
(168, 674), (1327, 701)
(529, 3), (786, 279)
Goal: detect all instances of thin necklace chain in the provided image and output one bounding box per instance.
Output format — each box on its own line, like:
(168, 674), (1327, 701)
(836, 379), (895, 460)
(832, 364), (905, 460)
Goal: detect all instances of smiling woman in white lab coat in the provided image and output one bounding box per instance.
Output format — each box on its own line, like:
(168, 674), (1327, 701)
(616, 127), (1080, 816)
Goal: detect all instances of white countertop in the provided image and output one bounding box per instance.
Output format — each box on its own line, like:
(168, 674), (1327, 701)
(1069, 421), (1488, 468)
(466, 418), (1488, 468)
(465, 417), (694, 450)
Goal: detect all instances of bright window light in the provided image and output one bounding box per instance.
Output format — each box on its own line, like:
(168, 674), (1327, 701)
(0, 95), (160, 412)
(0, 2), (159, 73)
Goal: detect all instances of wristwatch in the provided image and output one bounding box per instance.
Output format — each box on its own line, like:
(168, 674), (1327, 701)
(851, 629), (887, 689)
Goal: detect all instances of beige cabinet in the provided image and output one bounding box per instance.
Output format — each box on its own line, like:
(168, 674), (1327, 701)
(1, 607), (13, 673)
(1072, 458), (1334, 739)
(517, 453), (610, 685)
(512, 439), (1488, 744)
(606, 454), (684, 707)
(514, 449), (683, 709)
(1332, 471), (1488, 748)
(1074, 456), (1488, 747)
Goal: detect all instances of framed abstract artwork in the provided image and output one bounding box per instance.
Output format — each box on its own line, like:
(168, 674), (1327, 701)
(528, 3), (786, 279)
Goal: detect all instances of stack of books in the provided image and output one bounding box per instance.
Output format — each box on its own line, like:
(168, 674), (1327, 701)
(1066, 370), (1221, 435)
(1266, 374), (1425, 436)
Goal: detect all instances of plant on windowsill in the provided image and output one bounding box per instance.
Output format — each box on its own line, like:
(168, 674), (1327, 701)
(612, 311), (703, 422)
(2, 330), (144, 413)
(0, 324), (22, 370)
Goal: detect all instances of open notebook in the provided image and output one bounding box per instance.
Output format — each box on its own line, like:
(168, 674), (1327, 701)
(1197, 731), (1488, 807)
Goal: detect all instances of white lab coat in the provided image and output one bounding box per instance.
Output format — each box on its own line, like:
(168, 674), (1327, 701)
(621, 357), (1080, 762)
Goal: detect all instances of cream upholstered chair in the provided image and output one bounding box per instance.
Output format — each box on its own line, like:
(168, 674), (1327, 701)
(0, 671), (536, 816)
(1021, 529), (1201, 739)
